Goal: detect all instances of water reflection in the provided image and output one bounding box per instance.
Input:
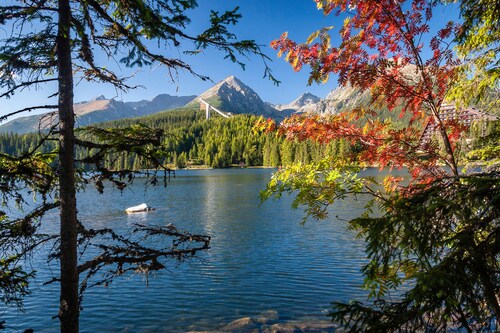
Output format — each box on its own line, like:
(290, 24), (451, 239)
(4, 168), (372, 333)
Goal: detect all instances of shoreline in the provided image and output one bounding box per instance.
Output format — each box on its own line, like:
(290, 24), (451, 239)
(173, 164), (276, 171)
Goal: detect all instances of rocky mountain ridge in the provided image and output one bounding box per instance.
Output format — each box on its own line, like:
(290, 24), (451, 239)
(0, 75), (365, 134)
(0, 93), (196, 134)
(188, 75), (279, 118)
(272, 92), (322, 114)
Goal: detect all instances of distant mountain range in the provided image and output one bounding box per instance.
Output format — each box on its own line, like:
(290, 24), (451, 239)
(0, 76), (364, 134)
(0, 93), (196, 134)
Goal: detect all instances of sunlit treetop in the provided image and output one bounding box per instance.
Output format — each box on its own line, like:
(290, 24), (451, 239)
(446, 0), (500, 109)
(270, 0), (464, 177)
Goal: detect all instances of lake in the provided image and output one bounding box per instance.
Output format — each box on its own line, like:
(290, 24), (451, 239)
(2, 168), (375, 332)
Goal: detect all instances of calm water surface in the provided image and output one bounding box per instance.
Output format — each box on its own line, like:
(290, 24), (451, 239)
(2, 168), (376, 332)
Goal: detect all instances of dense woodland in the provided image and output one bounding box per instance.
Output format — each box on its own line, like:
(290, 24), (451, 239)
(0, 108), (357, 170)
(1, 107), (498, 171)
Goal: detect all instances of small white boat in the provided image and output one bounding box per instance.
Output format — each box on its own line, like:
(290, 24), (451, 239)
(125, 203), (153, 213)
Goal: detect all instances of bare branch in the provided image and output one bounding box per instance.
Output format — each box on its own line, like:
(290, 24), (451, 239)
(0, 78), (58, 99)
(0, 105), (58, 123)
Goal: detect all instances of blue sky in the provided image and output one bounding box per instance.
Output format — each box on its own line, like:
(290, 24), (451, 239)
(1, 0), (460, 119)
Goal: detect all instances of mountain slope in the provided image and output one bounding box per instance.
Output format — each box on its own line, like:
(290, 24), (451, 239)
(273, 92), (321, 114)
(0, 93), (196, 134)
(316, 63), (424, 115)
(126, 94), (196, 117)
(188, 76), (281, 118)
(316, 85), (370, 114)
(0, 113), (58, 134)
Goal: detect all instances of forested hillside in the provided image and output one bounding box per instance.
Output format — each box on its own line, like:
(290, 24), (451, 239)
(2, 105), (497, 171)
(0, 108), (354, 170)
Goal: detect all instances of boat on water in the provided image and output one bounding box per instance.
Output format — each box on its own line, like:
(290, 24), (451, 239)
(125, 203), (153, 213)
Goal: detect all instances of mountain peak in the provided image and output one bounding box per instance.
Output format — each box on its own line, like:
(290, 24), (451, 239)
(294, 92), (321, 104)
(274, 92), (321, 113)
(92, 95), (107, 101)
(303, 92), (319, 98)
(194, 75), (254, 101)
(220, 75), (245, 88)
(190, 75), (278, 118)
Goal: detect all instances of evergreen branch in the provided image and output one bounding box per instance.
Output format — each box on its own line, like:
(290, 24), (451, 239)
(0, 78), (58, 99)
(76, 227), (210, 275)
(83, 0), (203, 79)
(0, 4), (56, 22)
(71, 17), (131, 89)
(0, 105), (57, 123)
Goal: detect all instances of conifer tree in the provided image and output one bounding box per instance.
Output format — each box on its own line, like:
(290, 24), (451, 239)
(0, 1), (271, 332)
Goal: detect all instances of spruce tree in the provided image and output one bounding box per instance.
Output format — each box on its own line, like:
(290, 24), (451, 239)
(0, 1), (271, 331)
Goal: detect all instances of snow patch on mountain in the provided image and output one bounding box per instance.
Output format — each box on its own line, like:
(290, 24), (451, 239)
(273, 92), (321, 114)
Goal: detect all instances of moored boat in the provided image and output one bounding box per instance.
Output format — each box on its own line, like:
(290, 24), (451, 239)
(125, 203), (153, 213)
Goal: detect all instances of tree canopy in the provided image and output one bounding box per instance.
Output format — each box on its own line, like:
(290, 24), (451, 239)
(261, 0), (500, 331)
(447, 0), (500, 110)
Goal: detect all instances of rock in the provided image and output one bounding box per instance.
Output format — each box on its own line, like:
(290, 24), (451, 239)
(255, 310), (279, 324)
(222, 317), (258, 332)
(265, 321), (339, 333)
(264, 323), (300, 333)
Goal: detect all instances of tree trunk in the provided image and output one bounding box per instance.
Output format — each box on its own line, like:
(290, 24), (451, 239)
(429, 104), (459, 177)
(57, 0), (79, 332)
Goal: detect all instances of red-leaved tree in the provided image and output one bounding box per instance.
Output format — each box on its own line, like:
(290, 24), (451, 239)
(258, 0), (500, 331)
(270, 0), (463, 177)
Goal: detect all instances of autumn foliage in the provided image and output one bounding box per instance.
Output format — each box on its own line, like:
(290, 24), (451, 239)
(257, 111), (445, 182)
(270, 0), (465, 177)
(261, 0), (500, 331)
